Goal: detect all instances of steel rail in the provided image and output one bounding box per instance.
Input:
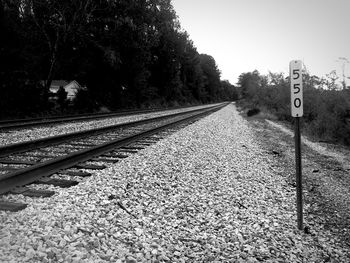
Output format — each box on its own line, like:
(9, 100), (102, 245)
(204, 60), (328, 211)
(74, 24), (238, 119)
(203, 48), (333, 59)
(0, 103), (219, 130)
(0, 109), (158, 130)
(0, 104), (226, 195)
(0, 103), (226, 157)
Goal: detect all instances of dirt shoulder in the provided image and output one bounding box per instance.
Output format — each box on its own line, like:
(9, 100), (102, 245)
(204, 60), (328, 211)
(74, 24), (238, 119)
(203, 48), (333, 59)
(238, 106), (350, 251)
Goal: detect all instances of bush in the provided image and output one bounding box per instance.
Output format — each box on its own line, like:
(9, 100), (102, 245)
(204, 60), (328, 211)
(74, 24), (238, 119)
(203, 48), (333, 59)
(247, 108), (260, 117)
(0, 72), (50, 119)
(238, 71), (350, 146)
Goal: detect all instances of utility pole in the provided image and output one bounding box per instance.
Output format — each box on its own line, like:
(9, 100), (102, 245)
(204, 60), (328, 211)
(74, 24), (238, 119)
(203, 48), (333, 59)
(337, 57), (349, 88)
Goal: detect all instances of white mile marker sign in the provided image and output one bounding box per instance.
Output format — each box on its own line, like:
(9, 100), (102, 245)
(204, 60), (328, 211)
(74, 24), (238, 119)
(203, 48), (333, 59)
(290, 59), (304, 231)
(290, 60), (303, 117)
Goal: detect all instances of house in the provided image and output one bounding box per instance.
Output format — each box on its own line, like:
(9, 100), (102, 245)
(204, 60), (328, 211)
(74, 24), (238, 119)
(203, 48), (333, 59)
(49, 80), (82, 100)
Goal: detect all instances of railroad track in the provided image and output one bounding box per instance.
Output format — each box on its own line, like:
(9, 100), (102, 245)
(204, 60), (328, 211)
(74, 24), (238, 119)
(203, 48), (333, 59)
(0, 103), (227, 211)
(0, 104), (213, 130)
(0, 109), (155, 130)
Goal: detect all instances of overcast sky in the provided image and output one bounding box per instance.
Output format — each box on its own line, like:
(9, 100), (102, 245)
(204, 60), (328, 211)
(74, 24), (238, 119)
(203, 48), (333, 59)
(172, 0), (350, 85)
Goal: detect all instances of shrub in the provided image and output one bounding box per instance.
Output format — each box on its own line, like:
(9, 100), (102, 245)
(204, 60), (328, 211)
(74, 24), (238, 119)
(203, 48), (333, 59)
(238, 71), (350, 146)
(247, 108), (260, 117)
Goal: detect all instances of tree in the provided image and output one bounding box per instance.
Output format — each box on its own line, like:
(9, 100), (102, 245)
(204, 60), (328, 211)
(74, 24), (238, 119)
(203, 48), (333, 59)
(220, 80), (239, 101)
(57, 86), (67, 109)
(23, 0), (97, 90)
(199, 54), (221, 101)
(237, 70), (263, 101)
(1, 0), (232, 118)
(337, 57), (349, 89)
(326, 70), (340, 90)
(0, 0), (49, 117)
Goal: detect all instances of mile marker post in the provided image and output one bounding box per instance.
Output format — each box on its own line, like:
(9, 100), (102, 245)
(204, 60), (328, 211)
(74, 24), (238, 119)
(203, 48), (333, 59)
(290, 60), (303, 230)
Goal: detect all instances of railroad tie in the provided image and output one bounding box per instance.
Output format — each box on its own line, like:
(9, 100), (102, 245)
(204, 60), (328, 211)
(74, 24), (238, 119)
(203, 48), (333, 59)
(19, 154), (56, 159)
(69, 143), (96, 147)
(0, 166), (17, 171)
(61, 171), (92, 177)
(140, 140), (159, 143)
(121, 146), (145, 150)
(102, 153), (129, 159)
(10, 186), (55, 197)
(119, 149), (138, 154)
(91, 158), (119, 163)
(0, 159), (37, 165)
(135, 143), (152, 146)
(0, 201), (27, 212)
(35, 177), (79, 188)
(75, 163), (107, 170)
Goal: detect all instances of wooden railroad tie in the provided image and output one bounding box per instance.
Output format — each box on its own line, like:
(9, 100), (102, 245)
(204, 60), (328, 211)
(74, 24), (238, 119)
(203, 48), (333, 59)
(0, 201), (27, 212)
(10, 186), (55, 197)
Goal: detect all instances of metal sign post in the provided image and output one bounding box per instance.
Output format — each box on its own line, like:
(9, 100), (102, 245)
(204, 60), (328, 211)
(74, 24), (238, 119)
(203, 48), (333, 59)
(290, 60), (303, 230)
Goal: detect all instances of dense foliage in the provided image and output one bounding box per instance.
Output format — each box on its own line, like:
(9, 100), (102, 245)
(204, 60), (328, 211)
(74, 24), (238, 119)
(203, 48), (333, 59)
(238, 70), (350, 145)
(0, 0), (237, 118)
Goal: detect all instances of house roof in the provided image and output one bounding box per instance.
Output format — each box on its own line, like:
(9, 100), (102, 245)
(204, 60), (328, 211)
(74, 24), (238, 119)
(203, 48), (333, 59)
(51, 80), (69, 87)
(66, 80), (81, 88)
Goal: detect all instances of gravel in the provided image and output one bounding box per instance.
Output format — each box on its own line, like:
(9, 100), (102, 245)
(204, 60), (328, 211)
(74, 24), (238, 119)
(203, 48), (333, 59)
(266, 120), (350, 170)
(0, 103), (349, 262)
(0, 104), (219, 147)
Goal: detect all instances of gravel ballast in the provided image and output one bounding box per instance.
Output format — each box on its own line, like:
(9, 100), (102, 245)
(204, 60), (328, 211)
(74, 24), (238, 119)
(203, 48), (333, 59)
(0, 103), (349, 262)
(0, 104), (219, 147)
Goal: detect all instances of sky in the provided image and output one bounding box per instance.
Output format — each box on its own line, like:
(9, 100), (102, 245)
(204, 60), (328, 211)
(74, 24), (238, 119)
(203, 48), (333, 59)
(172, 0), (350, 85)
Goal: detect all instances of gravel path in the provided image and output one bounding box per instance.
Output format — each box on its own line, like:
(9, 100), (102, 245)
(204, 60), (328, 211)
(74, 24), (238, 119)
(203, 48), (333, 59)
(266, 120), (350, 170)
(0, 103), (349, 262)
(0, 104), (218, 147)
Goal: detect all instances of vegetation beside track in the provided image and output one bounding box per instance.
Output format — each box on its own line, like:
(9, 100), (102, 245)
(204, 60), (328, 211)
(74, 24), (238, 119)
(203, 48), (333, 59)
(237, 70), (350, 146)
(1, 1), (238, 119)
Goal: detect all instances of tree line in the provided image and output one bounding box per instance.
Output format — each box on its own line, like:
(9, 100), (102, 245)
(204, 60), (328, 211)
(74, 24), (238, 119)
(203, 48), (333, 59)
(238, 70), (350, 145)
(0, 0), (238, 118)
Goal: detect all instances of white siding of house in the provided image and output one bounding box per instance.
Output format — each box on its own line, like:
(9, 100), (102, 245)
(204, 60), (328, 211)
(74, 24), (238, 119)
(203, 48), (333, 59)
(64, 81), (80, 100)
